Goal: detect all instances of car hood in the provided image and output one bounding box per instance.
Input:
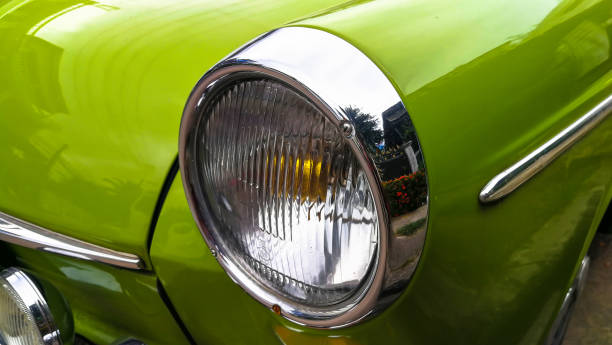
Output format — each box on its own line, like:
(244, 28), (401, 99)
(0, 0), (347, 262)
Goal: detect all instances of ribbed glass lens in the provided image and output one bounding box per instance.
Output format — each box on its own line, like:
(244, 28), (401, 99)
(0, 276), (44, 345)
(195, 78), (379, 306)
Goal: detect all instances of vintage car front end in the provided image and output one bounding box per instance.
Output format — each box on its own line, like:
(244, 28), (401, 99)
(1, 0), (611, 344)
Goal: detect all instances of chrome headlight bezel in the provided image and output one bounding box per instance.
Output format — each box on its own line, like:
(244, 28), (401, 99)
(179, 27), (428, 328)
(1, 267), (72, 345)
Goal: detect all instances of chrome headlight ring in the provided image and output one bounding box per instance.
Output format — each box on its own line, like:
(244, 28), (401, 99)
(0, 267), (73, 345)
(179, 27), (428, 328)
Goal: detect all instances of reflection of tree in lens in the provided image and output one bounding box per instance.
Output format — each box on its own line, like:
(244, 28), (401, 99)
(377, 102), (426, 180)
(342, 104), (427, 218)
(343, 106), (384, 153)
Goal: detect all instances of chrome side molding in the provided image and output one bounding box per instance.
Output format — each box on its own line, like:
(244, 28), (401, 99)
(0, 211), (145, 270)
(545, 256), (590, 345)
(480, 95), (612, 203)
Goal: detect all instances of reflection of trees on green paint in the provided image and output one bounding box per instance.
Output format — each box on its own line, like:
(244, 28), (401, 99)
(0, 2), (153, 245)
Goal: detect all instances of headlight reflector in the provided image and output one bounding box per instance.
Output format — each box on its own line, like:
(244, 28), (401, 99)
(194, 77), (379, 306)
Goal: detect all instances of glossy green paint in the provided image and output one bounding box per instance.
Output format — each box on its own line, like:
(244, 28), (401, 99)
(153, 0), (612, 344)
(1, 0), (611, 344)
(153, 132), (612, 345)
(0, 0), (347, 262)
(0, 242), (189, 345)
(295, 1), (612, 343)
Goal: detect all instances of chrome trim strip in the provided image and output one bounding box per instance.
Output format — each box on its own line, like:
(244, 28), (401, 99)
(0, 211), (145, 270)
(480, 95), (612, 203)
(545, 256), (590, 345)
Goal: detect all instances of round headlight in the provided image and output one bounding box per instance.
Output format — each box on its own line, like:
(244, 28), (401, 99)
(180, 27), (428, 328)
(192, 76), (379, 307)
(0, 268), (71, 345)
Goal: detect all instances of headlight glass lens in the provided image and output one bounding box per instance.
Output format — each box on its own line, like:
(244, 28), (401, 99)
(194, 78), (379, 306)
(0, 273), (44, 345)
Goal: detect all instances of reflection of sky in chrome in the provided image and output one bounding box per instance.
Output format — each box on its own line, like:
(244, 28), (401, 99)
(296, 45), (398, 118)
(243, 27), (399, 126)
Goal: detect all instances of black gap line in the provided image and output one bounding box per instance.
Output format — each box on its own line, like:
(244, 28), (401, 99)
(146, 157), (180, 254)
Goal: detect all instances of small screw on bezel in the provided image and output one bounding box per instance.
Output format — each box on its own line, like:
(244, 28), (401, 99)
(340, 121), (354, 138)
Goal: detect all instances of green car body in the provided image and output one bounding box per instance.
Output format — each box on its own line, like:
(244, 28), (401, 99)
(1, 0), (611, 344)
